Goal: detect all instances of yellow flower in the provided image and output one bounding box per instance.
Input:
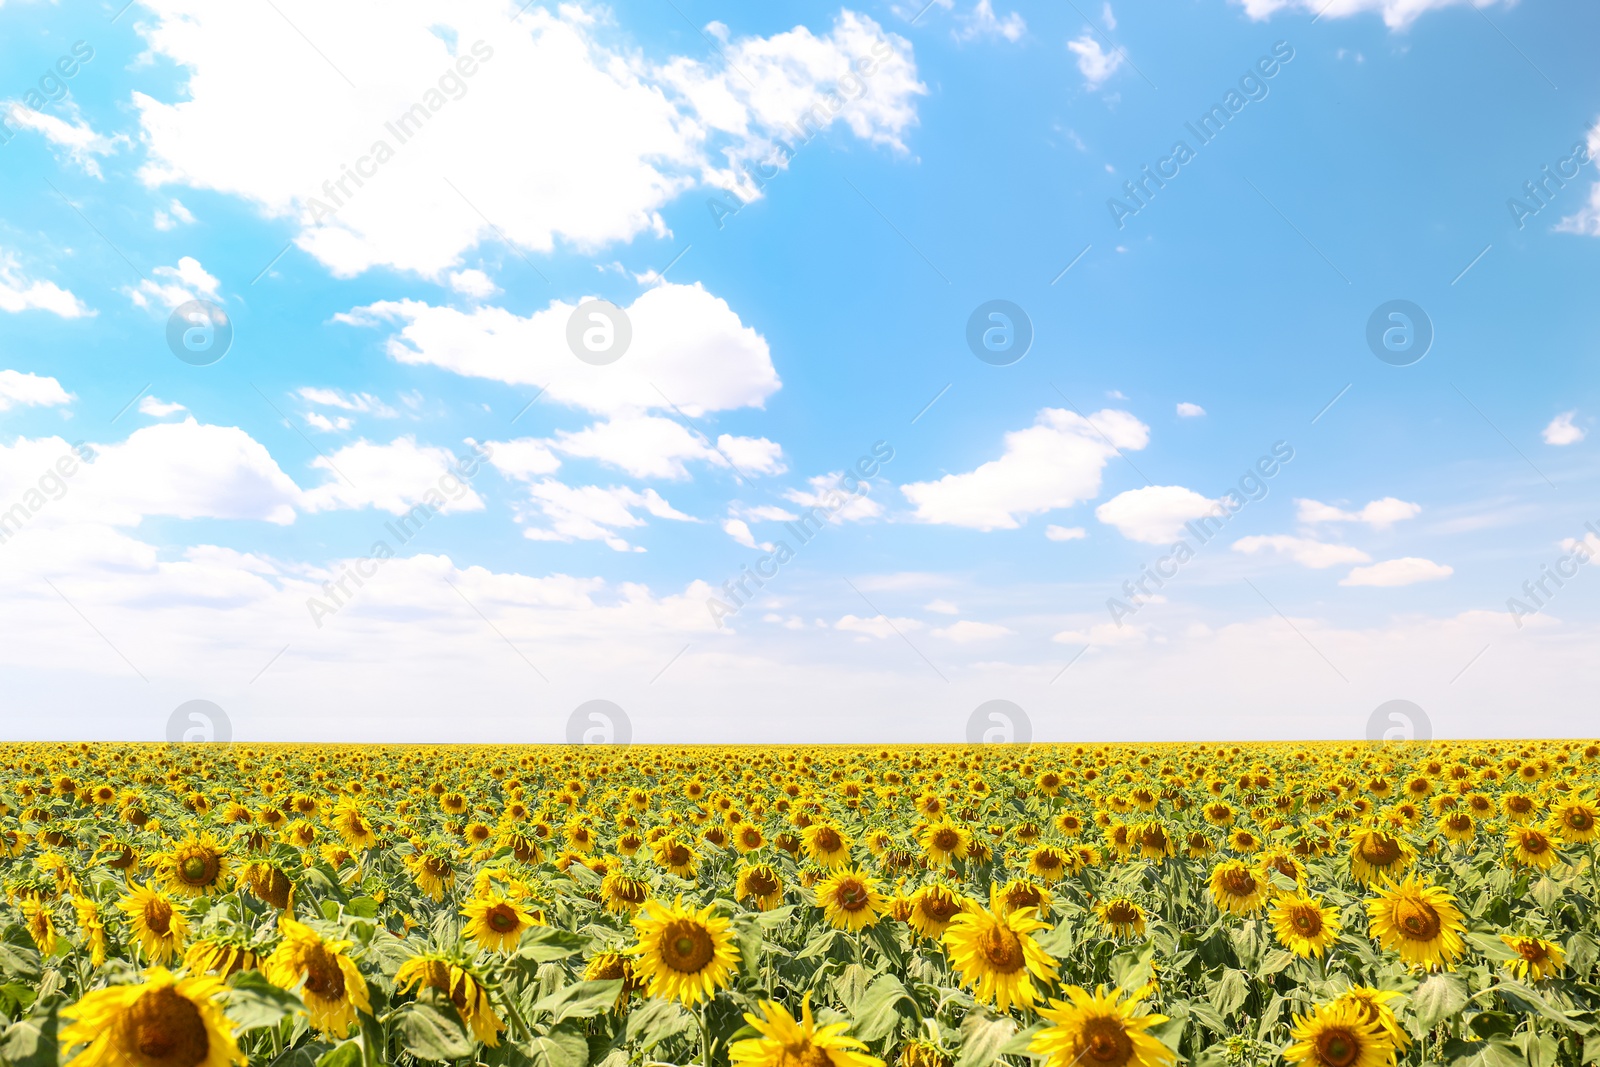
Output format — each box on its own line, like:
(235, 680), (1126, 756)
(906, 883), (969, 939)
(816, 867), (889, 931)
(1208, 860), (1268, 917)
(1365, 874), (1466, 970)
(184, 938), (259, 978)
(461, 893), (540, 953)
(1027, 845), (1073, 883)
(1270, 892), (1341, 958)
(736, 863), (785, 911)
(118, 881), (188, 964)
(600, 870), (651, 914)
(1347, 828), (1415, 886)
(162, 832), (230, 898)
(1551, 798), (1598, 843)
(1094, 897), (1147, 938)
(585, 951), (645, 1011)
(396, 956), (504, 1047)
(1284, 999), (1395, 1067)
(1501, 935), (1565, 982)
(262, 918), (372, 1037)
(1331, 986), (1409, 1054)
(1030, 985), (1173, 1067)
(21, 898), (55, 955)
(627, 895), (739, 1006)
(803, 823), (853, 868)
(1505, 827), (1559, 869)
(730, 995), (884, 1067)
(941, 896), (1059, 1012)
(920, 820), (972, 865)
(60, 966), (245, 1067)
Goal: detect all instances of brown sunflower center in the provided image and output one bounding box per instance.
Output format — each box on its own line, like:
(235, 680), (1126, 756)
(795, 1045), (835, 1067)
(178, 853), (217, 886)
(661, 920), (714, 973)
(143, 898), (173, 937)
(487, 905), (520, 932)
(1360, 835), (1402, 865)
(1082, 1018), (1133, 1065)
(978, 924), (1024, 972)
(742, 869), (779, 896)
(1568, 810), (1594, 830)
(303, 949), (347, 1001)
(1005, 887), (1042, 911)
(922, 895), (961, 922)
(834, 879), (870, 911)
(933, 829), (960, 851)
(1105, 900), (1139, 924)
(1220, 868), (1257, 897)
(1289, 906), (1321, 934)
(1521, 833), (1549, 853)
(1517, 941), (1548, 964)
(1508, 796), (1532, 813)
(1034, 851), (1062, 871)
(1314, 1029), (1360, 1067)
(813, 829), (842, 852)
(1393, 898), (1441, 941)
(127, 986), (209, 1067)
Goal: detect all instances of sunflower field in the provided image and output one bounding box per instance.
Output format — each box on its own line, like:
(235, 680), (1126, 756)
(2, 741), (1599, 1067)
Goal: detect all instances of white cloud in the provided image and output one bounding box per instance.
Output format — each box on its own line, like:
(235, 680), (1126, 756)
(1046, 524), (1086, 541)
(1176, 402), (1205, 418)
(1051, 621), (1146, 646)
(1296, 496), (1421, 529)
(1067, 32), (1123, 89)
(126, 256), (220, 311)
(1232, 534), (1371, 569)
(517, 480), (696, 552)
(301, 437), (485, 515)
(341, 282), (779, 418)
(0, 370), (73, 411)
(448, 268), (499, 299)
(1096, 485), (1219, 544)
(153, 198), (195, 231)
(305, 412), (353, 432)
(932, 619), (1015, 641)
(547, 414), (783, 481)
(132, 4), (923, 278)
(483, 437), (562, 481)
(1, 102), (121, 177)
(0, 251), (91, 319)
(835, 613), (923, 638)
(296, 387), (399, 417)
(1102, 3), (1117, 29)
(924, 598), (959, 614)
(1340, 557), (1453, 587)
(901, 407), (1148, 530)
(954, 1), (1026, 42)
(785, 473), (885, 523)
(1543, 412), (1585, 446)
(137, 396), (186, 417)
(1233, 0), (1510, 30)
(721, 518), (773, 551)
(716, 434), (787, 477)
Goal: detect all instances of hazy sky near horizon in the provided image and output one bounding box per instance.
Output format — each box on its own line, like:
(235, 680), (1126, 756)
(1, 0), (1597, 744)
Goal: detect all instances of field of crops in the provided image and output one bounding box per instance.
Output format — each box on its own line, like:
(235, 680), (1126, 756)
(1, 741), (1598, 1067)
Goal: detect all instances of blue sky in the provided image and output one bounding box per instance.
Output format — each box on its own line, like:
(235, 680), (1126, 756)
(1, 0), (1597, 743)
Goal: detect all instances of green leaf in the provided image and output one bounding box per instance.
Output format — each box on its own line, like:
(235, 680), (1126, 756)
(756, 905), (797, 929)
(225, 971), (304, 1032)
(0, 1008), (57, 1067)
(531, 980), (625, 1024)
(1467, 931), (1521, 962)
(517, 927), (590, 963)
(398, 997), (473, 1062)
(345, 896), (380, 919)
(528, 1021), (591, 1067)
(316, 1041), (365, 1067)
(955, 1010), (1015, 1067)
(0, 939), (41, 983)
(1490, 980), (1581, 1031)
(1444, 1037), (1527, 1067)
(266, 1042), (330, 1067)
(624, 997), (695, 1053)
(734, 917), (764, 981)
(1412, 973), (1470, 1029)
(797, 928), (838, 959)
(853, 973), (919, 1043)
(1258, 949), (1296, 976)
(1209, 968), (1251, 1017)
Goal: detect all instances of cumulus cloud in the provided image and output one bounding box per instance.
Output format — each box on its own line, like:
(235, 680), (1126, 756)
(126, 256), (220, 311)
(132, 3), (924, 278)
(340, 282), (780, 418)
(0, 251), (91, 319)
(786, 474), (885, 523)
(301, 437), (485, 515)
(549, 414), (783, 481)
(448, 268), (499, 299)
(1067, 33), (1123, 89)
(1232, 535), (1371, 569)
(1051, 621), (1146, 646)
(1296, 496), (1421, 529)
(901, 408), (1148, 530)
(1096, 485), (1219, 544)
(924, 598), (959, 614)
(516, 481), (695, 552)
(1176, 402), (1205, 417)
(835, 613), (923, 638)
(153, 198), (196, 231)
(1046, 524), (1087, 541)
(932, 619), (1015, 641)
(1543, 412), (1585, 446)
(954, 0), (1026, 42)
(1, 102), (121, 177)
(1232, 0), (1510, 29)
(1340, 557), (1453, 587)
(138, 396), (186, 417)
(0, 370), (73, 411)
(483, 437), (563, 481)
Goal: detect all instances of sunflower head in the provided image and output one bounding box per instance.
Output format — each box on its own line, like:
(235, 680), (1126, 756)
(1365, 873), (1466, 970)
(1029, 985), (1173, 1067)
(1285, 999), (1395, 1067)
(59, 966), (245, 1067)
(626, 895), (739, 1006)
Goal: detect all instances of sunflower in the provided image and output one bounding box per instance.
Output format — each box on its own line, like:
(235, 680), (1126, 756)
(462, 893), (540, 953)
(1501, 935), (1565, 982)
(1133, 820), (1176, 861)
(995, 878), (1052, 920)
(162, 833), (230, 898)
(816, 867), (889, 931)
(906, 883), (969, 939)
(1270, 892), (1341, 958)
(1094, 897), (1147, 938)
(1284, 999), (1394, 1067)
(584, 950), (646, 1011)
(942, 896), (1059, 1012)
(59, 966), (245, 1067)
(1030, 985), (1174, 1067)
(736, 863), (785, 911)
(600, 870), (651, 914)
(898, 1041), (953, 1067)
(395, 955), (504, 1046)
(803, 823), (853, 868)
(1028, 845), (1072, 883)
(653, 835), (698, 879)
(1227, 828), (1262, 853)
(118, 882), (189, 964)
(729, 995), (884, 1067)
(1505, 826), (1559, 869)
(1208, 860), (1268, 917)
(732, 822), (767, 853)
(1501, 791), (1538, 824)
(1551, 798), (1598, 843)
(262, 918), (372, 1037)
(1331, 986), (1409, 1054)
(240, 862), (293, 909)
(329, 799), (377, 850)
(627, 895), (739, 1006)
(1347, 827), (1416, 886)
(1365, 874), (1466, 970)
(1437, 811), (1476, 844)
(920, 820), (972, 865)
(183, 938), (259, 978)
